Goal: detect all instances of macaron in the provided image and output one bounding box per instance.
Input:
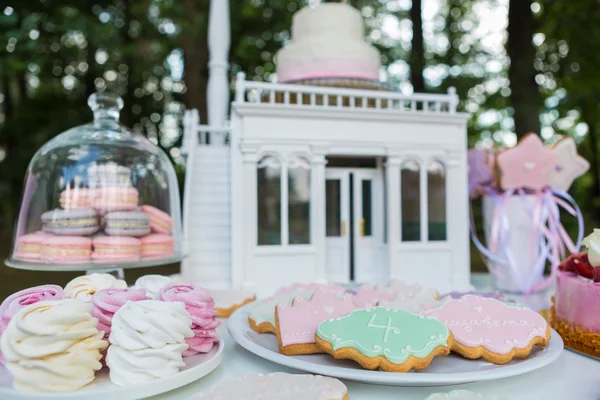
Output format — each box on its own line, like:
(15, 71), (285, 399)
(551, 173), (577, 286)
(140, 205), (173, 234)
(92, 236), (141, 263)
(13, 231), (52, 261)
(59, 188), (96, 210)
(140, 234), (175, 259)
(93, 187), (139, 214)
(41, 208), (99, 236)
(104, 211), (150, 237)
(87, 163), (132, 188)
(41, 236), (92, 264)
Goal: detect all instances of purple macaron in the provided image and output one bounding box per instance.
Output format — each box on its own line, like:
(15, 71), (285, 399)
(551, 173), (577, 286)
(104, 211), (151, 237)
(41, 208), (99, 236)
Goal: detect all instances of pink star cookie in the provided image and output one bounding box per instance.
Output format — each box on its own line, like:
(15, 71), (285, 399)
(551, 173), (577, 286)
(496, 133), (559, 190)
(421, 295), (550, 364)
(549, 137), (590, 191)
(275, 288), (359, 355)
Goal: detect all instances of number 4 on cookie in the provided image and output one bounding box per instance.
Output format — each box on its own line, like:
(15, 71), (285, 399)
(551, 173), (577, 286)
(367, 313), (401, 343)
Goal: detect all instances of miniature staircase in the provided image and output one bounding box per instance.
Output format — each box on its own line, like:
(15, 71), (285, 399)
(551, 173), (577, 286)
(181, 146), (231, 288)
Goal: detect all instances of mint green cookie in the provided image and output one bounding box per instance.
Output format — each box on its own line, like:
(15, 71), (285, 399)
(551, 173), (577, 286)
(316, 307), (450, 365)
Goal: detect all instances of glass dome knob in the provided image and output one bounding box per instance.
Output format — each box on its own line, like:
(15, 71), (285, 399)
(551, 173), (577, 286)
(88, 92), (124, 121)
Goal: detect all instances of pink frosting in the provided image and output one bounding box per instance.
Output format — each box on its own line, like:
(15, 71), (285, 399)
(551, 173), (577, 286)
(91, 288), (149, 337)
(421, 295), (548, 354)
(158, 282), (221, 356)
(272, 283), (345, 299)
(555, 270), (600, 331)
(278, 59), (379, 82)
(351, 285), (397, 308)
(0, 285), (64, 364)
(277, 288), (358, 347)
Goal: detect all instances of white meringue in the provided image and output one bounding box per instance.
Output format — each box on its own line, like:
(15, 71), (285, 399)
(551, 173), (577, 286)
(0, 299), (107, 392)
(106, 300), (193, 387)
(132, 274), (172, 299)
(64, 273), (127, 302)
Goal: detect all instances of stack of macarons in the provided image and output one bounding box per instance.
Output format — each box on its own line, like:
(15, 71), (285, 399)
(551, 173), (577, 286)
(13, 162), (175, 265)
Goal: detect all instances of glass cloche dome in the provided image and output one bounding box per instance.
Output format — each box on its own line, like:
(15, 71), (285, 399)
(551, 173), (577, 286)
(6, 92), (184, 271)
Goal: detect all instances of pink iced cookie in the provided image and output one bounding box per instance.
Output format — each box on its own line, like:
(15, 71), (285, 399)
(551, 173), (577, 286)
(549, 137), (590, 191)
(0, 284), (64, 364)
(276, 289), (359, 355)
(92, 236), (141, 263)
(421, 295), (550, 363)
(41, 236), (92, 264)
(496, 133), (559, 190)
(140, 234), (175, 259)
(273, 282), (345, 297)
(140, 205), (173, 234)
(158, 282), (221, 356)
(191, 373), (348, 400)
(91, 288), (149, 338)
(12, 231), (51, 261)
(60, 187), (95, 209)
(92, 187), (139, 214)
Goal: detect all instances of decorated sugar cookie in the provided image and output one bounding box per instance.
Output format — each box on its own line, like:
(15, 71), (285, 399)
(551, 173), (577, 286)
(549, 137), (590, 191)
(496, 133), (559, 190)
(421, 295), (550, 364)
(426, 390), (505, 400)
(208, 288), (256, 318)
(315, 307), (452, 372)
(468, 149), (495, 198)
(352, 279), (437, 308)
(248, 283), (344, 333)
(275, 289), (361, 355)
(191, 373), (348, 400)
(379, 283), (441, 314)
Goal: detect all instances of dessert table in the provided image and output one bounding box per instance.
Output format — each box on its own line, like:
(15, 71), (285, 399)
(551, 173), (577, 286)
(153, 273), (597, 400)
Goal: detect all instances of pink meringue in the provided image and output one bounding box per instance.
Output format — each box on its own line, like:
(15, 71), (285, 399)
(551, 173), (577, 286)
(0, 284), (64, 364)
(91, 288), (149, 338)
(158, 282), (221, 356)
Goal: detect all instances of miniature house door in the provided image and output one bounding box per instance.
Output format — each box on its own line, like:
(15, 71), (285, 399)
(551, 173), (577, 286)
(325, 168), (385, 284)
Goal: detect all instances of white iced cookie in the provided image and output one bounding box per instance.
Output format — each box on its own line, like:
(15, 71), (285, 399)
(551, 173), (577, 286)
(132, 274), (172, 299)
(106, 300), (193, 386)
(192, 373), (348, 399)
(65, 273), (127, 302)
(0, 299), (107, 392)
(379, 282), (442, 314)
(426, 390), (505, 400)
(208, 288), (256, 317)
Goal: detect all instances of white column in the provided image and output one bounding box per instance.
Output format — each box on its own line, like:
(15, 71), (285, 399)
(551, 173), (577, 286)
(385, 155), (401, 280)
(447, 149), (470, 289)
(311, 149), (328, 283)
(240, 147), (259, 290)
(420, 158), (429, 242)
(207, 0), (230, 140)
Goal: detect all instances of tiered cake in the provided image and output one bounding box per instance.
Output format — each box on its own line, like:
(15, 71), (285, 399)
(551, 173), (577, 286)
(275, 2), (380, 83)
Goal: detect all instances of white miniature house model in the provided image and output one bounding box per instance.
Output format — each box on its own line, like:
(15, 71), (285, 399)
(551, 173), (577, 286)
(181, 1), (472, 296)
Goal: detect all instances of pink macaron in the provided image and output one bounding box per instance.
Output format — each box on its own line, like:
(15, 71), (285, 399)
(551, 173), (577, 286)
(60, 188), (96, 210)
(140, 234), (175, 259)
(92, 236), (141, 263)
(140, 205), (173, 234)
(13, 231), (52, 261)
(92, 187), (139, 214)
(41, 236), (92, 264)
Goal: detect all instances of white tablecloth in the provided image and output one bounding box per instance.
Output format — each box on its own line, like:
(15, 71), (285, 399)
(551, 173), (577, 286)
(154, 274), (598, 400)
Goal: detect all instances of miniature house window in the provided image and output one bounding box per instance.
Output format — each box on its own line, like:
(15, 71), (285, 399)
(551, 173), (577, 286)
(401, 160), (421, 242)
(427, 160), (447, 241)
(288, 156), (311, 244)
(257, 156), (282, 245)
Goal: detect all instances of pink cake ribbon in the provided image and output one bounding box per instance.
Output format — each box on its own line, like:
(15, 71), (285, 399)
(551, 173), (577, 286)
(470, 187), (583, 294)
(91, 288), (149, 337)
(0, 284), (64, 364)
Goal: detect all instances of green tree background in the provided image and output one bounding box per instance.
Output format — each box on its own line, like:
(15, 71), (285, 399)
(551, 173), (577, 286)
(0, 0), (593, 298)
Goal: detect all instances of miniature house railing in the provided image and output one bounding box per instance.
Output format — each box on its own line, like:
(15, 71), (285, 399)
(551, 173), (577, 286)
(182, 109), (231, 152)
(234, 72), (458, 114)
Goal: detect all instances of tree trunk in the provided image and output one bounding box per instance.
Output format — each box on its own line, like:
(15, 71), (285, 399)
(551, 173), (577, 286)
(409, 0), (425, 93)
(120, 0), (134, 128)
(581, 106), (600, 224)
(507, 0), (541, 138)
(181, 0), (209, 122)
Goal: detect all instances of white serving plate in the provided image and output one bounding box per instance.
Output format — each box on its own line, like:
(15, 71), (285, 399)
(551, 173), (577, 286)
(0, 339), (224, 400)
(228, 304), (563, 387)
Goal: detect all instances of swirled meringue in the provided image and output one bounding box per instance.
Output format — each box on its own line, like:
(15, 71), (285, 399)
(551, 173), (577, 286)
(0, 299), (107, 392)
(65, 273), (127, 302)
(132, 274), (172, 299)
(91, 287), (149, 338)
